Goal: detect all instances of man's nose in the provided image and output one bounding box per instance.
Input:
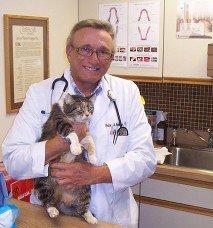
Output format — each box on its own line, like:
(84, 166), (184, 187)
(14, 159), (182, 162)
(89, 51), (99, 62)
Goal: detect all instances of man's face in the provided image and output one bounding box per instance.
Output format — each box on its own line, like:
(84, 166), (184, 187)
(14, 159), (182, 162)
(67, 27), (114, 88)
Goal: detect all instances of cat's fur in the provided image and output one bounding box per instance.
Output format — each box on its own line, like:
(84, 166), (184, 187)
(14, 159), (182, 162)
(34, 94), (97, 224)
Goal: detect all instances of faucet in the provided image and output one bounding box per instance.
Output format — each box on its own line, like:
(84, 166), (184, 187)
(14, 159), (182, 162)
(184, 128), (213, 148)
(207, 129), (213, 148)
(171, 125), (178, 147)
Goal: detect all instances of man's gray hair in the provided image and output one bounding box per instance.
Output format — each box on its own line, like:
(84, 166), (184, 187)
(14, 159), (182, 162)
(66, 19), (116, 52)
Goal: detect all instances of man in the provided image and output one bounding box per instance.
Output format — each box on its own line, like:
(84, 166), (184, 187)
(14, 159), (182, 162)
(2, 19), (156, 226)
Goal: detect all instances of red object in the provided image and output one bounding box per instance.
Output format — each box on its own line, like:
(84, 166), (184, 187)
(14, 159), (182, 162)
(6, 179), (34, 202)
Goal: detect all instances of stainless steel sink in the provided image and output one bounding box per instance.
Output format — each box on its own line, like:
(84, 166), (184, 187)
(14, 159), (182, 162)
(164, 147), (213, 171)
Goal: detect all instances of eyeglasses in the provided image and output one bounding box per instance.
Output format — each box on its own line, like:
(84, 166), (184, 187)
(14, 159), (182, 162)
(71, 45), (114, 61)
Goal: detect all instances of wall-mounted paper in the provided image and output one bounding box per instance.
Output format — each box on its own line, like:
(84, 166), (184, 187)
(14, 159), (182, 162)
(128, 1), (160, 68)
(177, 0), (213, 39)
(99, 3), (128, 67)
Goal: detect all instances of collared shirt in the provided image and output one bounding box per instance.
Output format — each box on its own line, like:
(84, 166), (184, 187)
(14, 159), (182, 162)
(70, 75), (102, 98)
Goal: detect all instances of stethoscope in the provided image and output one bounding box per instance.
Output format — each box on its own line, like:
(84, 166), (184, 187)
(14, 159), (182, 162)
(106, 90), (129, 144)
(42, 74), (128, 144)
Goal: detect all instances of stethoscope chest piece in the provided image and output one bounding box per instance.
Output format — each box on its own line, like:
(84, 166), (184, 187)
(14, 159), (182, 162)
(113, 126), (129, 145)
(117, 126), (128, 136)
(107, 90), (129, 144)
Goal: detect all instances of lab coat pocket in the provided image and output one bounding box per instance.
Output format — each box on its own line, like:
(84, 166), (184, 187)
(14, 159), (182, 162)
(109, 133), (128, 157)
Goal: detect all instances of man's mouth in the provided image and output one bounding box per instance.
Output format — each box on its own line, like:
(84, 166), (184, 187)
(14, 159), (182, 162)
(83, 66), (100, 71)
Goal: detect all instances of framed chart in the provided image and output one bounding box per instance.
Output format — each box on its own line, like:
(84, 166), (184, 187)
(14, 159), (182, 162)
(4, 14), (49, 113)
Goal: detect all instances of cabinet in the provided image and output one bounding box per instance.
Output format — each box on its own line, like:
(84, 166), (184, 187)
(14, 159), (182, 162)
(140, 204), (213, 228)
(133, 179), (213, 228)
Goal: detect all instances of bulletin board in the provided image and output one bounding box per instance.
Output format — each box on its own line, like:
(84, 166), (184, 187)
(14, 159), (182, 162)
(4, 14), (49, 113)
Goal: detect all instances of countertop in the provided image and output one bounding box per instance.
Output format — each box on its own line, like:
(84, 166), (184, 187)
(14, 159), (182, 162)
(11, 199), (121, 228)
(152, 164), (213, 189)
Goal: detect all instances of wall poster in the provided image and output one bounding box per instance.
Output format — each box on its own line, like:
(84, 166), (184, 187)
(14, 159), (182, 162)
(99, 3), (128, 67)
(177, 0), (213, 39)
(4, 15), (49, 113)
(128, 1), (160, 68)
(99, 1), (160, 68)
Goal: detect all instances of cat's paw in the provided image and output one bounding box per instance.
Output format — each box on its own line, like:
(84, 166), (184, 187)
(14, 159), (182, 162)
(80, 136), (96, 154)
(88, 154), (97, 165)
(83, 210), (98, 224)
(70, 143), (82, 155)
(47, 207), (59, 218)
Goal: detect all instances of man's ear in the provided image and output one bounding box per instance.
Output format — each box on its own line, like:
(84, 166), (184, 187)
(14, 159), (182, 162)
(110, 53), (114, 61)
(66, 45), (73, 55)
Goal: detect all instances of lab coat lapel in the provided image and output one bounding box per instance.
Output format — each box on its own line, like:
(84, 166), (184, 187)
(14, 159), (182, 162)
(90, 77), (111, 129)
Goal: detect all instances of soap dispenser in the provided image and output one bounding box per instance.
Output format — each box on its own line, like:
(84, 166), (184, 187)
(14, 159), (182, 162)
(156, 111), (167, 145)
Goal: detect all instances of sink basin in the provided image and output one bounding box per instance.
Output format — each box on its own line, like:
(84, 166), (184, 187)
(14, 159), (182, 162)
(164, 147), (213, 171)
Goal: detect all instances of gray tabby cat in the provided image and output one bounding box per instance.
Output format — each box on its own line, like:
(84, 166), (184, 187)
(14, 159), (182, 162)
(34, 93), (98, 224)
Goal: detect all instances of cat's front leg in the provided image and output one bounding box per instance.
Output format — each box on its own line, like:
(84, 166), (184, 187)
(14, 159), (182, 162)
(80, 135), (97, 164)
(67, 132), (82, 155)
(57, 119), (82, 155)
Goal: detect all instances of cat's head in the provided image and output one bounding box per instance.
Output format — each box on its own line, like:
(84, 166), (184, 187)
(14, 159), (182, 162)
(59, 94), (94, 123)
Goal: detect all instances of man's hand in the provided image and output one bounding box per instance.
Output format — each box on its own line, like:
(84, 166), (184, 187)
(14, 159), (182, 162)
(50, 162), (112, 188)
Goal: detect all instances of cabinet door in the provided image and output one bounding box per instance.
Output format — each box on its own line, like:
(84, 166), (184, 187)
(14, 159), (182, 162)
(140, 179), (213, 208)
(139, 203), (213, 228)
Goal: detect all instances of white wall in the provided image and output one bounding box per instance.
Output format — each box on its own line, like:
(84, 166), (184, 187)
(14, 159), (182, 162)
(0, 0), (79, 161)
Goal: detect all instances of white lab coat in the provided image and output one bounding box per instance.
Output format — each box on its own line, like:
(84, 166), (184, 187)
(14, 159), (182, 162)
(2, 67), (156, 227)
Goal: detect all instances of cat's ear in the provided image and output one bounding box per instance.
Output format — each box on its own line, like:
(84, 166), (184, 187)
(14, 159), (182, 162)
(64, 93), (75, 104)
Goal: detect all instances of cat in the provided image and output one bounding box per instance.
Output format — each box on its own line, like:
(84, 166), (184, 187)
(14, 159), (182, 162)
(34, 93), (98, 224)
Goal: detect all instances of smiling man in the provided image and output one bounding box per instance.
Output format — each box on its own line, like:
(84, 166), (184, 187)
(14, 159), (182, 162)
(66, 25), (115, 95)
(3, 19), (156, 227)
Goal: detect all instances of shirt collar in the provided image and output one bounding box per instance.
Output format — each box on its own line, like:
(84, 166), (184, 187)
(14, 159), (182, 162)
(70, 74), (102, 97)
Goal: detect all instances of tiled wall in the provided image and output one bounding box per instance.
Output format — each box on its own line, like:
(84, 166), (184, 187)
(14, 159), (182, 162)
(136, 82), (213, 130)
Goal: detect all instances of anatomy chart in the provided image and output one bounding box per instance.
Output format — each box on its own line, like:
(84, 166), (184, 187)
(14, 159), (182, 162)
(128, 1), (160, 68)
(177, 0), (213, 39)
(99, 3), (128, 67)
